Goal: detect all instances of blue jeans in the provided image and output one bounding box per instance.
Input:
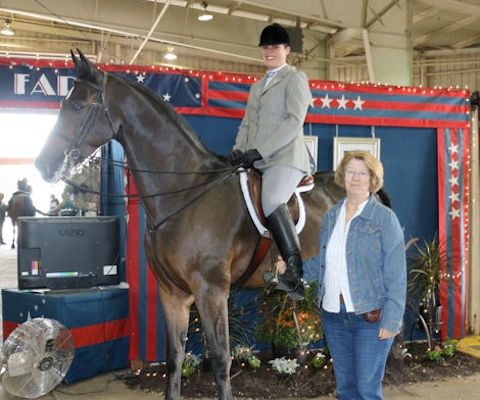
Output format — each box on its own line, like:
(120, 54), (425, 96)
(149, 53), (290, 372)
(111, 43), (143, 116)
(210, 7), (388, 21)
(322, 303), (394, 400)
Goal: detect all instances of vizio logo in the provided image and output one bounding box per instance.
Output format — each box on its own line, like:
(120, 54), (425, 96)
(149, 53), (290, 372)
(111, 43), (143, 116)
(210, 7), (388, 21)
(58, 229), (86, 237)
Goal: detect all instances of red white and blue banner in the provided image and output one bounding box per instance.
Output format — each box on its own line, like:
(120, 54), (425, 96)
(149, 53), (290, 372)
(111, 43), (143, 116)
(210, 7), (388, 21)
(0, 59), (469, 129)
(0, 58), (471, 356)
(437, 128), (469, 339)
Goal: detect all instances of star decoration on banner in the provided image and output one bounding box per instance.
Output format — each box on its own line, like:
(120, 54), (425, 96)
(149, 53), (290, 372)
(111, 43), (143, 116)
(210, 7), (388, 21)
(136, 75), (145, 83)
(195, 92), (201, 99)
(320, 94), (333, 108)
(337, 95), (349, 109)
(449, 191), (460, 203)
(353, 96), (365, 110)
(163, 93), (172, 102)
(448, 143), (459, 155)
(184, 77), (189, 82)
(311, 94), (365, 111)
(449, 175), (458, 186)
(449, 207), (460, 219)
(448, 159), (459, 170)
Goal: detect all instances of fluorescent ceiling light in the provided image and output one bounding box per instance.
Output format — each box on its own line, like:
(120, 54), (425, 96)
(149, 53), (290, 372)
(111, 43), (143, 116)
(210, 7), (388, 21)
(164, 46), (177, 60)
(198, 13), (213, 21)
(1, 19), (14, 36)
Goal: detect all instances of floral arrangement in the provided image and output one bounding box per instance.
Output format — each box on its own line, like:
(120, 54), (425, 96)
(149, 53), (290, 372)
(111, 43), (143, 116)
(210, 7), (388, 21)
(231, 345), (261, 369)
(426, 339), (458, 361)
(310, 351), (327, 369)
(268, 357), (299, 375)
(255, 283), (322, 350)
(181, 352), (201, 378)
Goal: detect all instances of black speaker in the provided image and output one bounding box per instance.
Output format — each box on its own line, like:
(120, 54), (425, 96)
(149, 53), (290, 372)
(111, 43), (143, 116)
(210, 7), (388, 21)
(285, 27), (303, 53)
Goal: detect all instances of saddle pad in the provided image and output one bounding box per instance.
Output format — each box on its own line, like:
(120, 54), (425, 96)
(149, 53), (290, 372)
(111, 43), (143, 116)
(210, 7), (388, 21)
(239, 170), (313, 236)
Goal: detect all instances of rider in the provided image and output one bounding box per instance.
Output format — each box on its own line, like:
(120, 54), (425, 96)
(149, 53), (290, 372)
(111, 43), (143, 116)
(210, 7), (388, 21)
(9, 178), (36, 216)
(226, 23), (313, 300)
(13, 178), (29, 195)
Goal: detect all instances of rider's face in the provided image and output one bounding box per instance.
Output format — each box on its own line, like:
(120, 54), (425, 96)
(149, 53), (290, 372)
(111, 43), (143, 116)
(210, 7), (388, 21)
(261, 44), (290, 70)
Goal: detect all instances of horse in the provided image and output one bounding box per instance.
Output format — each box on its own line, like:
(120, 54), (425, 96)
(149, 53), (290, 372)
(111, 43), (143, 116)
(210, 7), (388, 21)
(6, 193), (36, 249)
(35, 51), (345, 400)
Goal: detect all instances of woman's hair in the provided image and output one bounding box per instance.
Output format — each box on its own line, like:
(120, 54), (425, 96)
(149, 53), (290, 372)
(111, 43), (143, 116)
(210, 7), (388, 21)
(335, 150), (384, 193)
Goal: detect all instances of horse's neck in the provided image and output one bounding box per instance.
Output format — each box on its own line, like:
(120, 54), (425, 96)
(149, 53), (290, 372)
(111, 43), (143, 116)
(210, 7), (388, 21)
(114, 98), (220, 225)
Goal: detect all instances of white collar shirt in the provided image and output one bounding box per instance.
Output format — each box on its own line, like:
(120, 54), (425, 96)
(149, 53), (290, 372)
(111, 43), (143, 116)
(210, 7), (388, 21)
(322, 199), (367, 313)
(264, 64), (287, 87)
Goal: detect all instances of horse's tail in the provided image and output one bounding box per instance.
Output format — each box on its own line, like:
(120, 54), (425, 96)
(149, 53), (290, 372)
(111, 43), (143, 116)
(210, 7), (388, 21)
(376, 188), (391, 209)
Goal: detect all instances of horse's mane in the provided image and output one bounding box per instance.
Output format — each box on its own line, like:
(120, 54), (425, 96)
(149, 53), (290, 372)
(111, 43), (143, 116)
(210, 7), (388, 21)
(110, 73), (214, 156)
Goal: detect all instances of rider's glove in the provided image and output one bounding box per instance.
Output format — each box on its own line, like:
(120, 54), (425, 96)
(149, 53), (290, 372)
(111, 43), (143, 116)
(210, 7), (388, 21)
(226, 149), (245, 167)
(241, 149), (262, 168)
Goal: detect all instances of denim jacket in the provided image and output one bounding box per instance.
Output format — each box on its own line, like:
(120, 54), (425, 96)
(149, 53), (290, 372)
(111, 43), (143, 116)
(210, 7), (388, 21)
(304, 194), (406, 333)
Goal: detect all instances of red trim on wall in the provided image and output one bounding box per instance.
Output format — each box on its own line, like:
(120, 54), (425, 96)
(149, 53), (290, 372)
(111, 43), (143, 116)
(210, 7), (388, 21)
(3, 320), (19, 340)
(69, 318), (129, 347)
(3, 319), (128, 347)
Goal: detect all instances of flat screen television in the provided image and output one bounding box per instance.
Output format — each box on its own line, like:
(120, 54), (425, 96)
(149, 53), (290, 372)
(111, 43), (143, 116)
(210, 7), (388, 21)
(17, 216), (120, 290)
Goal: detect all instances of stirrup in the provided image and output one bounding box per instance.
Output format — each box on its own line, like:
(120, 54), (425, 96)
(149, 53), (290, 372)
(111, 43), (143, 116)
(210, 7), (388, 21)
(263, 271), (279, 291)
(263, 272), (306, 300)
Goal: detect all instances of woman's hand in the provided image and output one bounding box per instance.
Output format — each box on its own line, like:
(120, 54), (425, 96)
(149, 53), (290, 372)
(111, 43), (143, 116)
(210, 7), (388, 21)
(378, 328), (396, 340)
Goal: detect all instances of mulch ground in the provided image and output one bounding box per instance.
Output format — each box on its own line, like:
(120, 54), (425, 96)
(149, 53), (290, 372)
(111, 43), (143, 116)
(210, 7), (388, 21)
(122, 342), (480, 398)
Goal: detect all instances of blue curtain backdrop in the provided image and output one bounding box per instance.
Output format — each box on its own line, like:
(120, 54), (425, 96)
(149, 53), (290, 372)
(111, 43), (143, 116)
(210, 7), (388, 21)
(103, 113), (438, 346)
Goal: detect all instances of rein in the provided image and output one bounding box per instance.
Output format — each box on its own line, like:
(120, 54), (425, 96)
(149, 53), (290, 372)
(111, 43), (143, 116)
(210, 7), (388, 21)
(59, 72), (238, 229)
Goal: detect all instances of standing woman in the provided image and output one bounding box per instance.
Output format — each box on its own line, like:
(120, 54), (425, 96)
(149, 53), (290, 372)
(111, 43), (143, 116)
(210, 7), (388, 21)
(304, 151), (406, 400)
(226, 23), (313, 299)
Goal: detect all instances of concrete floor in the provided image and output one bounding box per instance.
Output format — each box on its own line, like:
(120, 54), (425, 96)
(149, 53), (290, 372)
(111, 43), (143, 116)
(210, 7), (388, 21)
(1, 228), (480, 399)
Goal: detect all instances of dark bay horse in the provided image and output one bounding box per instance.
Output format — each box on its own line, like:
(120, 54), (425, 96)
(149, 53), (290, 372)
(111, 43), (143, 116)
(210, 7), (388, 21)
(35, 52), (344, 400)
(6, 193), (36, 248)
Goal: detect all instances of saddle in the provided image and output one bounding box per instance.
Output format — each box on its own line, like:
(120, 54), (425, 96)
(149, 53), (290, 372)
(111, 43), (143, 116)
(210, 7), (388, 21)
(233, 169), (314, 287)
(246, 169), (314, 227)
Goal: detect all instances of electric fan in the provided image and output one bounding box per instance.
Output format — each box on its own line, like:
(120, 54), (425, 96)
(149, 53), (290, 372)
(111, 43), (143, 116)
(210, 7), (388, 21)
(0, 318), (75, 398)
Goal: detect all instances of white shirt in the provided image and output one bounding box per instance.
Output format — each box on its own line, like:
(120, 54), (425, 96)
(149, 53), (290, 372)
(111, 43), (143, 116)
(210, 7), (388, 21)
(264, 64), (287, 87)
(322, 199), (367, 313)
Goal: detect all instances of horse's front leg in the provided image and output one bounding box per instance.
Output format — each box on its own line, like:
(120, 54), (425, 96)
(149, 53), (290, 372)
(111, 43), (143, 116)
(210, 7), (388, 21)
(158, 281), (194, 400)
(195, 287), (232, 400)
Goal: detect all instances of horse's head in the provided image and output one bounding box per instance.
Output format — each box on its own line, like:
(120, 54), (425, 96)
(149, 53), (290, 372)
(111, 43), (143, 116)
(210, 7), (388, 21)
(35, 50), (116, 182)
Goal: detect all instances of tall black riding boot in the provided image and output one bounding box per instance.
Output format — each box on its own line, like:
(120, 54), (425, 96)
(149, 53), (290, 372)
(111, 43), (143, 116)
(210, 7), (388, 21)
(266, 203), (306, 300)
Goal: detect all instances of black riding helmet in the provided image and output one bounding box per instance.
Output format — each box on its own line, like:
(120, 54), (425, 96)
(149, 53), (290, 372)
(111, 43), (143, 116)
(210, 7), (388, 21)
(258, 23), (290, 46)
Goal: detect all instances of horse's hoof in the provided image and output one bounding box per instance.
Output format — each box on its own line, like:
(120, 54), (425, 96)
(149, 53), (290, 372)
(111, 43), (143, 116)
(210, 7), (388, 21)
(11, 244), (15, 249)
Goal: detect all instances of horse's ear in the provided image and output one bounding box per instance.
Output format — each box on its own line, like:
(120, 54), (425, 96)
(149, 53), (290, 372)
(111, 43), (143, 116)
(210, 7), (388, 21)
(74, 49), (103, 84)
(70, 49), (80, 70)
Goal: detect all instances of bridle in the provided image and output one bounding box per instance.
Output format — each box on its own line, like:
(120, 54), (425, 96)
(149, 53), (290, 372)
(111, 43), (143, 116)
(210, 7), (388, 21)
(57, 71), (115, 180)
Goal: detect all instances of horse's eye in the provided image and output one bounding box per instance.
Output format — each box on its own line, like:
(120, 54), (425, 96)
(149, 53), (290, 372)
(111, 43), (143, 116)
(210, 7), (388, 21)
(70, 100), (87, 111)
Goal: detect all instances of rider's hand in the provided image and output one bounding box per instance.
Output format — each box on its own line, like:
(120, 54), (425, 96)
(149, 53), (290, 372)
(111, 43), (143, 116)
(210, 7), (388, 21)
(275, 255), (287, 275)
(242, 149), (262, 168)
(226, 150), (244, 166)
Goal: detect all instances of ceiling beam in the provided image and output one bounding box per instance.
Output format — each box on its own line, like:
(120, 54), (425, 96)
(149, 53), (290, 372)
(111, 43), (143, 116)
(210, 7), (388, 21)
(414, 15), (480, 45)
(417, 0), (480, 17)
(452, 33), (480, 49)
(129, 0), (171, 64)
(365, 0), (401, 28)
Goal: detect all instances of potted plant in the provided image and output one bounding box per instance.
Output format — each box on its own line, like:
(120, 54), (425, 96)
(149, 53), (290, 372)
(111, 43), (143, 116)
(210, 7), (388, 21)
(255, 283), (322, 361)
(407, 235), (447, 349)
